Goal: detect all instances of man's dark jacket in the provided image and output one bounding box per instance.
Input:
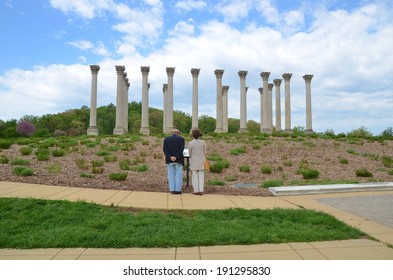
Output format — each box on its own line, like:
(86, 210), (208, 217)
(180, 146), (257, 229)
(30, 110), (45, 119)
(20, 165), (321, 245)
(163, 134), (185, 165)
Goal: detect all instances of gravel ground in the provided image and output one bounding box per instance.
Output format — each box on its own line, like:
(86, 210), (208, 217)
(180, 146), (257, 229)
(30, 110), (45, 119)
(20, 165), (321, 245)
(1, 135), (393, 197)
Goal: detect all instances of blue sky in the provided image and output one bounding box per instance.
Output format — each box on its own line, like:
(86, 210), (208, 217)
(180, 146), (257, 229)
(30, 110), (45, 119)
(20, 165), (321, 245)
(1, 0), (392, 135)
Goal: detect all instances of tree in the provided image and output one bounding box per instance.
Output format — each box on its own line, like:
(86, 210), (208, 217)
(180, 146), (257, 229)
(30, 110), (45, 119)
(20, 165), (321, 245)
(198, 115), (215, 133)
(16, 121), (36, 137)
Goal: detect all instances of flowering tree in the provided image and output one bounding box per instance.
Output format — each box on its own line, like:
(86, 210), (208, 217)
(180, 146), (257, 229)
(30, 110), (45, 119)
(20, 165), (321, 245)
(16, 121), (36, 137)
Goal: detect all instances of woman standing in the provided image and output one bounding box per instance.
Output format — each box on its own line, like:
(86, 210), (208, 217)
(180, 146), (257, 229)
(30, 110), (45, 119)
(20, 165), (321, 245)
(188, 129), (207, 195)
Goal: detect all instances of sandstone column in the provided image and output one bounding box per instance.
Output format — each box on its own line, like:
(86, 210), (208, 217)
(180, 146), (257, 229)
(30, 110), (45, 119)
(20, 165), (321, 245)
(162, 83), (168, 133)
(273, 79), (282, 132)
(260, 72), (271, 133)
(282, 73), (293, 133)
(214, 69), (224, 133)
(123, 75), (129, 133)
(165, 67), (175, 133)
(222, 85), (229, 133)
(238, 71), (248, 133)
(113, 65), (125, 135)
(258, 87), (263, 132)
(303, 74), (314, 133)
(268, 83), (274, 131)
(140, 66), (150, 135)
(190, 68), (200, 133)
(87, 65), (100, 136)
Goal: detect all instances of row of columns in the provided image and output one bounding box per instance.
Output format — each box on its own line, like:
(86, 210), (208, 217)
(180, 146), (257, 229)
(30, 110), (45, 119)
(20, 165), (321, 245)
(87, 65), (314, 136)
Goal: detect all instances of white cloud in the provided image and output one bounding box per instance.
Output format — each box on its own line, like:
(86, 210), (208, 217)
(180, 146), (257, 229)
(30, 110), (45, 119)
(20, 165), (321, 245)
(215, 0), (253, 22)
(175, 0), (207, 12)
(49, 0), (113, 19)
(256, 0), (280, 25)
(68, 40), (94, 50)
(169, 20), (195, 36)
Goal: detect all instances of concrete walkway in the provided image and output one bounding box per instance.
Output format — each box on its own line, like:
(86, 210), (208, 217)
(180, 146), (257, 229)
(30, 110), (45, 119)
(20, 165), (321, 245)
(1, 181), (393, 260)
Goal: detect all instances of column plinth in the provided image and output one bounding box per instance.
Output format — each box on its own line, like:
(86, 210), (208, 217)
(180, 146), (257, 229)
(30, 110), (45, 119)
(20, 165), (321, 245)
(87, 65), (100, 136)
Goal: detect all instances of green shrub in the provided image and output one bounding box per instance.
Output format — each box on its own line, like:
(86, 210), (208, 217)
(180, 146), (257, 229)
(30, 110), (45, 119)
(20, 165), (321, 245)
(12, 166), (34, 176)
(239, 165), (250, 173)
(382, 156), (393, 168)
(210, 161), (225, 173)
(0, 155), (10, 164)
(80, 172), (95, 178)
(107, 145), (120, 151)
(339, 158), (349, 164)
(92, 167), (104, 174)
(95, 150), (110, 156)
(0, 140), (13, 149)
(108, 173), (128, 181)
(11, 158), (30, 165)
(230, 146), (247, 155)
(75, 158), (89, 170)
(207, 180), (225, 186)
(47, 164), (62, 174)
(119, 159), (132, 170)
(298, 169), (320, 179)
(51, 149), (65, 157)
(104, 155), (118, 162)
(19, 146), (33, 156)
(346, 149), (358, 155)
(36, 152), (49, 161)
(91, 160), (105, 167)
(260, 165), (272, 174)
(388, 170), (393, 176)
(225, 175), (238, 181)
(260, 179), (284, 188)
(355, 168), (373, 177)
(131, 164), (148, 172)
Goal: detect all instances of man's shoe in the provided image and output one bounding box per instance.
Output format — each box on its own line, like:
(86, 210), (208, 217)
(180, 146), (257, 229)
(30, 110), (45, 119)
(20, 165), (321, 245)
(174, 191), (182, 194)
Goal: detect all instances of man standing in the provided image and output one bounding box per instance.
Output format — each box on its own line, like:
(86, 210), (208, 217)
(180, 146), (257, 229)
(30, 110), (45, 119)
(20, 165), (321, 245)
(163, 129), (185, 194)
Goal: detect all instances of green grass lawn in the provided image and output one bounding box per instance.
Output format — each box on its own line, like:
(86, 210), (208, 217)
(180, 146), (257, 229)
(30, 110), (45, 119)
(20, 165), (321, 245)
(0, 197), (366, 249)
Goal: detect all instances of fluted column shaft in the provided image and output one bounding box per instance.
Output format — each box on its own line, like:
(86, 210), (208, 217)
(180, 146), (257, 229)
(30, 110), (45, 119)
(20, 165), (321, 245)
(113, 65), (125, 135)
(238, 71), (248, 133)
(260, 72), (271, 133)
(123, 74), (129, 133)
(273, 79), (282, 132)
(87, 65), (100, 136)
(191, 68), (200, 133)
(303, 74), (314, 133)
(222, 86), (229, 132)
(268, 83), (274, 131)
(214, 69), (224, 133)
(258, 87), (263, 132)
(162, 84), (168, 133)
(140, 66), (150, 135)
(166, 67), (175, 133)
(283, 73), (293, 133)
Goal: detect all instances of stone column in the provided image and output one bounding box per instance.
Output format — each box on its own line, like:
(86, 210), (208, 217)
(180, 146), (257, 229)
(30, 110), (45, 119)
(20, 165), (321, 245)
(140, 66), (150, 135)
(222, 86), (229, 132)
(260, 72), (271, 133)
(87, 65), (100, 136)
(165, 67), (175, 133)
(214, 69), (224, 133)
(268, 83), (274, 131)
(123, 75), (129, 133)
(238, 71), (248, 133)
(113, 65), (125, 135)
(273, 79), (282, 132)
(162, 84), (168, 133)
(190, 68), (200, 133)
(258, 87), (263, 132)
(303, 74), (314, 133)
(282, 73), (293, 133)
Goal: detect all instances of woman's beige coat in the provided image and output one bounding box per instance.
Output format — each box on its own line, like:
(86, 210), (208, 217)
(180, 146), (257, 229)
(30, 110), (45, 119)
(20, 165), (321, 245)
(188, 139), (206, 171)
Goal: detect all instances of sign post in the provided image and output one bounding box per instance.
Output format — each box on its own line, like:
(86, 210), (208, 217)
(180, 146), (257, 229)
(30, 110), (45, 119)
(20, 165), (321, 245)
(183, 148), (190, 188)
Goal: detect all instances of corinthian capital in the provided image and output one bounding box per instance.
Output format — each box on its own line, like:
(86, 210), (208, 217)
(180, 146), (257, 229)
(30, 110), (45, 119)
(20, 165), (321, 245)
(90, 65), (100, 74)
(273, 79), (282, 86)
(166, 67), (175, 77)
(214, 69), (224, 78)
(282, 73), (292, 81)
(303, 74), (313, 82)
(191, 68), (200, 77)
(260, 72), (271, 81)
(238, 71), (248, 79)
(141, 66), (150, 76)
(258, 87), (263, 95)
(115, 65), (125, 75)
(268, 83), (274, 90)
(162, 83), (168, 92)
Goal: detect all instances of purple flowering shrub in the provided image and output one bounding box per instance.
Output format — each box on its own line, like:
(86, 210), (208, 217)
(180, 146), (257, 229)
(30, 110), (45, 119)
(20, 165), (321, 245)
(16, 121), (36, 137)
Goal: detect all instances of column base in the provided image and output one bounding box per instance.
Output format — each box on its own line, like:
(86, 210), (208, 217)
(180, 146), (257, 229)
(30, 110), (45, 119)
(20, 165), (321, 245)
(190, 127), (199, 134)
(238, 128), (248, 133)
(305, 129), (314, 134)
(284, 129), (293, 134)
(163, 127), (173, 134)
(275, 129), (282, 133)
(261, 128), (272, 134)
(214, 128), (225, 133)
(139, 127), (150, 135)
(87, 126), (99, 136)
(113, 126), (125, 135)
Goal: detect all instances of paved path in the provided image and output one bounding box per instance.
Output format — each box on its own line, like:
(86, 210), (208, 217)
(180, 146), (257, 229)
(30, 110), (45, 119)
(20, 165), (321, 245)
(1, 181), (393, 260)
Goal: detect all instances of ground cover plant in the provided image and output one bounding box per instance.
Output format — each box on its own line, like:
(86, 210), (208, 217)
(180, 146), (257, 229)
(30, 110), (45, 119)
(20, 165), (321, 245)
(0, 197), (366, 249)
(0, 133), (393, 196)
